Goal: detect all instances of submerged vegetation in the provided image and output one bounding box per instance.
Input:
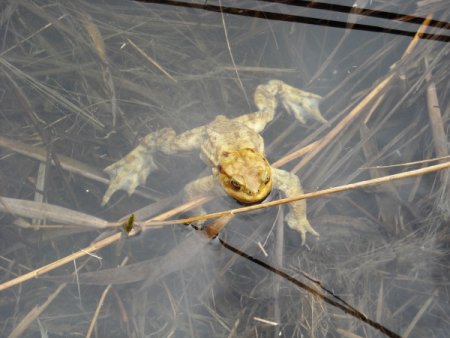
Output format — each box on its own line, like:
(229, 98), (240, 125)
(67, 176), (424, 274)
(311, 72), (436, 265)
(0, 1), (449, 337)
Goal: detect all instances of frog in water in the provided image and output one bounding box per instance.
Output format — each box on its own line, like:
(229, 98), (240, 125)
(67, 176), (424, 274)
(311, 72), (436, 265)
(102, 80), (326, 244)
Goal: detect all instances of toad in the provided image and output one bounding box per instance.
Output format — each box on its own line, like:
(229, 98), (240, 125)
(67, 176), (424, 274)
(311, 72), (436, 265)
(102, 80), (326, 244)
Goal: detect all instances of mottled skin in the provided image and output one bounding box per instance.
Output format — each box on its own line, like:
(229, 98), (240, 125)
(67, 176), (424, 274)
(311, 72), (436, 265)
(102, 80), (327, 244)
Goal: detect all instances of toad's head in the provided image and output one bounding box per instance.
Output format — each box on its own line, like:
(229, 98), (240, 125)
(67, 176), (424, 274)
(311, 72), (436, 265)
(216, 148), (272, 204)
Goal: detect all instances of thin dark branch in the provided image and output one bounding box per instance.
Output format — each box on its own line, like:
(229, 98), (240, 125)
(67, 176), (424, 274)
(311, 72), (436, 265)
(135, 0), (450, 42)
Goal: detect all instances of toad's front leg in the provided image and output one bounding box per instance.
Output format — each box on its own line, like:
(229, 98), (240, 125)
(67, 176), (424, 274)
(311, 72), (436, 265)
(262, 80), (327, 124)
(272, 168), (319, 244)
(234, 80), (326, 134)
(102, 126), (205, 205)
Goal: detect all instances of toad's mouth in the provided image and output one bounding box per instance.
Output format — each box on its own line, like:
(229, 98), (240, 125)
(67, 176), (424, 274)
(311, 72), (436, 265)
(233, 189), (271, 205)
(218, 171), (272, 205)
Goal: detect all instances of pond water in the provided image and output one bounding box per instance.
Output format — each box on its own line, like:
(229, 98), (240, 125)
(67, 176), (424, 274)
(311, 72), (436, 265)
(0, 1), (449, 337)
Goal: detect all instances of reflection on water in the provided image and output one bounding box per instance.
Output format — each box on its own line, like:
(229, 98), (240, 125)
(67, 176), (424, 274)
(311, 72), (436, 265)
(0, 1), (449, 337)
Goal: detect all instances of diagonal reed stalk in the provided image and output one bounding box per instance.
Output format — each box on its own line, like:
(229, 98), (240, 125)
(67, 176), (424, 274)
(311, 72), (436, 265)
(0, 16), (437, 295)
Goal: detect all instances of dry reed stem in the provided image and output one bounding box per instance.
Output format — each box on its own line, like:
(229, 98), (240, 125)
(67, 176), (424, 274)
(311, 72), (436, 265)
(0, 135), (155, 202)
(0, 14), (438, 298)
(0, 136), (109, 184)
(376, 279), (384, 322)
(292, 73), (395, 174)
(424, 68), (450, 201)
(86, 284), (113, 338)
(425, 58), (448, 199)
(291, 16), (433, 174)
(82, 13), (118, 126)
(0, 197), (209, 291)
(127, 38), (177, 83)
(401, 15), (433, 59)
(143, 195), (211, 223)
(401, 289), (438, 338)
(362, 155), (450, 169)
(335, 328), (363, 338)
(0, 232), (121, 292)
(81, 14), (108, 64)
(272, 140), (318, 168)
(426, 80), (447, 158)
(221, 65), (296, 73)
(0, 197), (109, 229)
(141, 160), (450, 227)
(360, 124), (399, 226)
(1, 160), (448, 292)
(86, 257), (129, 338)
(0, 57), (105, 129)
(0, 14), (66, 57)
(7, 283), (67, 338)
(363, 93), (385, 124)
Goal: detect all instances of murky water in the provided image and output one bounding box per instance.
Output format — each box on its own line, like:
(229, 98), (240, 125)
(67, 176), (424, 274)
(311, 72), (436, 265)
(0, 1), (449, 337)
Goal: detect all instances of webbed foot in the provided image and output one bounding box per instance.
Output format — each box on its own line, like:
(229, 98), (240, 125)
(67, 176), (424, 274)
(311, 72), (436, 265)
(102, 133), (158, 205)
(286, 211), (319, 245)
(271, 80), (327, 124)
(102, 144), (156, 205)
(272, 168), (319, 245)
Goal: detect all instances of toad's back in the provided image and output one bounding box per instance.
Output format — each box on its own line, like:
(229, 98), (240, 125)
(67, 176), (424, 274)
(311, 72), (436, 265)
(101, 80), (326, 244)
(201, 115), (265, 166)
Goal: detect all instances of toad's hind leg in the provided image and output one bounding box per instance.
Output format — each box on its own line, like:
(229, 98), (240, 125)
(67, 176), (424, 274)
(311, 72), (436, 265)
(102, 126), (206, 205)
(183, 175), (220, 229)
(272, 168), (319, 245)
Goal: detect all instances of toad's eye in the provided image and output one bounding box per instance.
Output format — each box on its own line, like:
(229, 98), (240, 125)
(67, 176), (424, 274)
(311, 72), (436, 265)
(230, 178), (241, 191)
(262, 173), (271, 184)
